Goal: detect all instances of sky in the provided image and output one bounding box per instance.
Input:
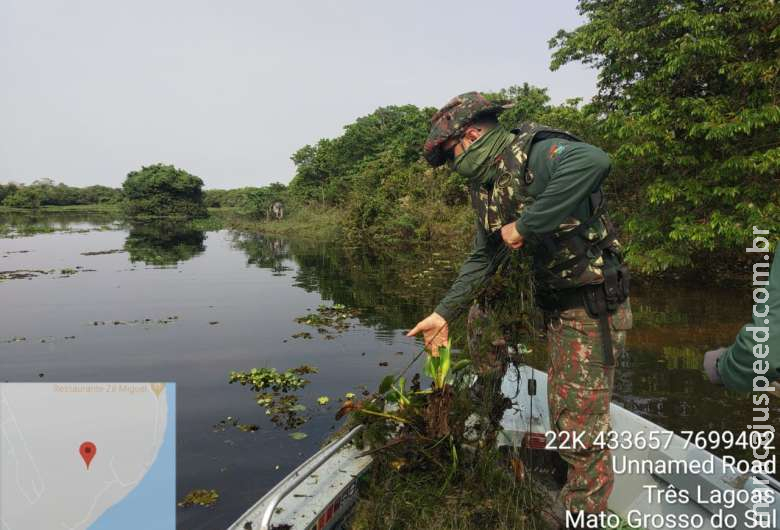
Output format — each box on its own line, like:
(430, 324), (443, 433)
(0, 0), (598, 189)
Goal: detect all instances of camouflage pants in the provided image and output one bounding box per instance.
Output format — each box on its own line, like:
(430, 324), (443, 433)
(547, 299), (632, 514)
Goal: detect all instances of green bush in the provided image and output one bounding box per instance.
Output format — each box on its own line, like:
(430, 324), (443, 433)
(122, 164), (207, 219)
(2, 187), (43, 209)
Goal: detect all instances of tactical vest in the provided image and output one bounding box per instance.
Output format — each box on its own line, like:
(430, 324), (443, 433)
(468, 122), (625, 293)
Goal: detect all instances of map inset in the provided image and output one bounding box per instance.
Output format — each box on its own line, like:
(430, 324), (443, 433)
(1, 382), (175, 530)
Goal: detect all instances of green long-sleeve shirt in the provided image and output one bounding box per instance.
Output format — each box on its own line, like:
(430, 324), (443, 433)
(434, 138), (612, 321)
(717, 246), (779, 391)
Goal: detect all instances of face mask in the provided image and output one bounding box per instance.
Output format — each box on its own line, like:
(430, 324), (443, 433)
(451, 126), (515, 186)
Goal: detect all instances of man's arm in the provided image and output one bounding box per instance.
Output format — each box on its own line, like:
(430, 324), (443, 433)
(515, 142), (611, 237)
(706, 247), (779, 392)
(407, 221), (502, 354)
(434, 221), (501, 321)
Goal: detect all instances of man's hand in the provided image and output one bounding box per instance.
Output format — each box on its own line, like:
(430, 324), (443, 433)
(406, 312), (448, 357)
(500, 222), (524, 249)
(703, 347), (726, 384)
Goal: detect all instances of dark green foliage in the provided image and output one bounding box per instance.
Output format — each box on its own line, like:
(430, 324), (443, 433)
(550, 0), (780, 272)
(124, 222), (206, 266)
(204, 183), (288, 219)
(2, 186), (42, 209)
(289, 105), (431, 204)
(0, 180), (121, 208)
(229, 366), (319, 430)
(78, 185), (122, 204)
(287, 105), (457, 245)
(203, 188), (248, 208)
(122, 164), (207, 219)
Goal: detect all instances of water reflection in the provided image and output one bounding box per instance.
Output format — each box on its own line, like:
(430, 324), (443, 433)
(0, 211), (122, 236)
(231, 233), (291, 275)
(231, 233), (459, 341)
(124, 221), (206, 267)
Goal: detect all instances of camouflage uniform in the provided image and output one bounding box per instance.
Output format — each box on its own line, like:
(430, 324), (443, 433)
(547, 301), (631, 513)
(424, 92), (632, 515)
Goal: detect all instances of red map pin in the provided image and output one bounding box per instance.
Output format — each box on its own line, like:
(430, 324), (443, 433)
(79, 441), (97, 469)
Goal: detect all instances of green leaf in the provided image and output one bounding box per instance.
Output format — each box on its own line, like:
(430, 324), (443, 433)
(289, 432), (308, 440)
(452, 359), (471, 373)
(438, 340), (451, 388)
(378, 375), (395, 394)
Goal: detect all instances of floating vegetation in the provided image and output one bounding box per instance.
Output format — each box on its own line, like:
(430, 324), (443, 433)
(229, 366), (319, 430)
(212, 416), (259, 433)
(291, 331), (312, 340)
(293, 303), (360, 338)
(342, 333), (553, 529)
(0, 266), (95, 282)
(177, 489), (219, 508)
(0, 225), (58, 238)
(316, 396), (330, 405)
(229, 366), (316, 392)
(1, 336), (27, 344)
(0, 249), (32, 258)
(289, 432), (308, 440)
(0, 269), (55, 281)
(80, 249), (125, 256)
(89, 315), (179, 327)
(0, 223), (118, 239)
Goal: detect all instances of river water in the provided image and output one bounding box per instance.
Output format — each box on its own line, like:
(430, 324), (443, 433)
(1, 213), (777, 530)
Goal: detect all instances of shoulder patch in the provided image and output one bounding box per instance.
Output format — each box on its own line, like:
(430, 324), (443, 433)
(548, 143), (567, 159)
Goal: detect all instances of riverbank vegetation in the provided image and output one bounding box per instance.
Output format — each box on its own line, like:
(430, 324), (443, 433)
(0, 179), (121, 210)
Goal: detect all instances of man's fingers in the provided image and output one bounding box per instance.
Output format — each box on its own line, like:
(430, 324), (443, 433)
(406, 323), (422, 337)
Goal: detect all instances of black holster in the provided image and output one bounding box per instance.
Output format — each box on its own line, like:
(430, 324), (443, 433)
(539, 264), (630, 366)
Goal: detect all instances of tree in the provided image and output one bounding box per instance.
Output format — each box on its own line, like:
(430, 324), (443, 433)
(0, 183), (19, 204)
(288, 105), (432, 205)
(122, 164), (207, 219)
(486, 83), (553, 126)
(550, 0), (780, 272)
(2, 186), (42, 209)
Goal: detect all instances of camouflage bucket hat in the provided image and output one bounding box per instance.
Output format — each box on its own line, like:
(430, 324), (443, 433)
(423, 91), (508, 167)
